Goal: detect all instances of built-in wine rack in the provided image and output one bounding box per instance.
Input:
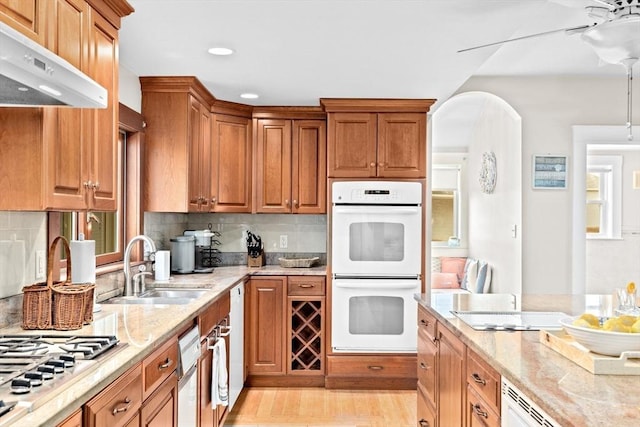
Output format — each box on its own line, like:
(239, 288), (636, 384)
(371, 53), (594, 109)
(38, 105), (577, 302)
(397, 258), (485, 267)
(290, 299), (323, 373)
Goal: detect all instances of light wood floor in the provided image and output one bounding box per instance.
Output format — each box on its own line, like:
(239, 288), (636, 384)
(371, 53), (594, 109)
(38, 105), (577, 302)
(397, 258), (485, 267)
(224, 387), (417, 427)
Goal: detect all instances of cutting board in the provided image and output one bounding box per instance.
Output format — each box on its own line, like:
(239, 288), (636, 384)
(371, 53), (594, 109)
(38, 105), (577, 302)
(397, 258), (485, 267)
(539, 329), (640, 375)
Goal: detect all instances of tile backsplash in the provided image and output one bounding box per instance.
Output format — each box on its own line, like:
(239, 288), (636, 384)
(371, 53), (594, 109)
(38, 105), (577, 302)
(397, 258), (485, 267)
(0, 212), (47, 299)
(145, 212), (327, 254)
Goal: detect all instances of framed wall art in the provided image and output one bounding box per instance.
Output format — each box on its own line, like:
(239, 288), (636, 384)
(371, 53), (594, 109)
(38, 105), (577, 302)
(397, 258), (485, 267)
(532, 154), (568, 189)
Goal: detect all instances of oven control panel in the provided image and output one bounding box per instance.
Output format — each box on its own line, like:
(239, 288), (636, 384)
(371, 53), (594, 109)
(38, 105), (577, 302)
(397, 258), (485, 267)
(332, 181), (421, 204)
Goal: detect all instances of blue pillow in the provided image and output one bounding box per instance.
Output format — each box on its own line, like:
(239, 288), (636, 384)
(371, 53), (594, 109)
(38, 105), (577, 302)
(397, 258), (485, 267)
(475, 261), (492, 293)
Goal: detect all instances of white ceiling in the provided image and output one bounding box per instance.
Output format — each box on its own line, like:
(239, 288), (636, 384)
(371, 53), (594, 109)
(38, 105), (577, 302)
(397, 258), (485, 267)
(119, 0), (632, 111)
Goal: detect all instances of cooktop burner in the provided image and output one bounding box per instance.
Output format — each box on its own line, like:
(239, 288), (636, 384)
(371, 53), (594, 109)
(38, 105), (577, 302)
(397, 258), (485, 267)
(0, 334), (124, 425)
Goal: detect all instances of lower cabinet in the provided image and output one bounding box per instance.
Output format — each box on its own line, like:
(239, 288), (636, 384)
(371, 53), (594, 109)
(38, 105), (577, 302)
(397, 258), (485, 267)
(84, 336), (179, 427)
(416, 304), (502, 427)
(57, 408), (82, 427)
(246, 275), (325, 386)
(198, 291), (231, 427)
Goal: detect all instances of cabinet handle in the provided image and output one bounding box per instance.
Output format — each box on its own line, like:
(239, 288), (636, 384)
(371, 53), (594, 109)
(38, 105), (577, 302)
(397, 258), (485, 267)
(378, 162), (385, 167)
(83, 180), (92, 189)
(370, 162), (376, 168)
(298, 284), (314, 288)
(472, 403), (488, 419)
(285, 199), (290, 207)
(420, 319), (429, 327)
(158, 357), (172, 370)
(92, 181), (100, 190)
(367, 365), (384, 371)
(211, 196), (217, 204)
(418, 419), (430, 427)
(419, 362), (430, 370)
(112, 397), (132, 415)
(471, 373), (486, 385)
(293, 199), (298, 208)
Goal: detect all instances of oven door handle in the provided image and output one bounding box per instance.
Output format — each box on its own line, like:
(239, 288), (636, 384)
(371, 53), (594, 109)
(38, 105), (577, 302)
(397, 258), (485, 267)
(333, 206), (420, 214)
(333, 280), (420, 289)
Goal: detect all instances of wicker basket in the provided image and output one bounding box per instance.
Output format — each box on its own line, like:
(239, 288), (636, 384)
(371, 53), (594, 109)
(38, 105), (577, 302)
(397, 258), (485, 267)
(22, 236), (95, 330)
(278, 257), (320, 268)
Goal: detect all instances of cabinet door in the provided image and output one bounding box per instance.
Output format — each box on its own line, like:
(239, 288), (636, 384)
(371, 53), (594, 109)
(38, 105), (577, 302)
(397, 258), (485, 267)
(247, 277), (285, 374)
(57, 408), (82, 427)
(43, 0), (89, 211)
(437, 325), (465, 427)
(327, 113), (377, 178)
(198, 343), (216, 427)
(377, 113), (426, 178)
(140, 373), (178, 427)
(87, 9), (118, 211)
(188, 96), (204, 211)
(417, 384), (437, 427)
(199, 104), (211, 212)
(210, 114), (252, 213)
(0, 0), (46, 44)
(255, 119), (292, 213)
(292, 120), (326, 214)
(417, 328), (437, 408)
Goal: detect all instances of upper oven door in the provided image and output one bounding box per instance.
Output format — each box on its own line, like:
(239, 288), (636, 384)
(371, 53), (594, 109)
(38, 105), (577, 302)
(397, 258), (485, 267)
(332, 204), (422, 276)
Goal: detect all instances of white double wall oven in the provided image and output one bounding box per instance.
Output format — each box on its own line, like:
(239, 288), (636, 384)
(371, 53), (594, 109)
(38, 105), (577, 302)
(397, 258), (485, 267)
(331, 181), (423, 353)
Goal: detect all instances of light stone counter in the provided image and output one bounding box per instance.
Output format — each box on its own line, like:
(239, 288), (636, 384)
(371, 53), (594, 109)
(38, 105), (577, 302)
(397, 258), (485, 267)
(2, 265), (326, 427)
(416, 292), (640, 427)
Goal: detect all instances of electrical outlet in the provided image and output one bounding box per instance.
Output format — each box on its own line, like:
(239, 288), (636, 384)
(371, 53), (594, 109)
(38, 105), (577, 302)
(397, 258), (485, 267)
(279, 235), (288, 249)
(36, 250), (46, 280)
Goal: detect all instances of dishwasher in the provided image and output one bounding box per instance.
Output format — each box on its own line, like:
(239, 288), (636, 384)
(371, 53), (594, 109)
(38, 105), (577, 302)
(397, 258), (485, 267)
(228, 281), (245, 410)
(177, 325), (201, 427)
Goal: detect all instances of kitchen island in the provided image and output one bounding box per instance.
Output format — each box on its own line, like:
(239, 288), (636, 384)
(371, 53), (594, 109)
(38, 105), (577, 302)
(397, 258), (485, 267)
(0, 265), (325, 427)
(417, 292), (640, 427)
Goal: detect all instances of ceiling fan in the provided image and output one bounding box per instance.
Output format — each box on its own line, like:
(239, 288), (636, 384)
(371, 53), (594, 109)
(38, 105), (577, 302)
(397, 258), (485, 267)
(459, 0), (640, 140)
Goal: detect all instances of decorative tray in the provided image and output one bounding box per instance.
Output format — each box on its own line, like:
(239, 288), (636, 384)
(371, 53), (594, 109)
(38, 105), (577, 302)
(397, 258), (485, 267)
(278, 257), (319, 268)
(539, 329), (640, 375)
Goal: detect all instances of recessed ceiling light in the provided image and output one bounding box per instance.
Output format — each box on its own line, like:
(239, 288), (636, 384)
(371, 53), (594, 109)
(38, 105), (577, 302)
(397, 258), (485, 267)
(240, 93), (259, 99)
(208, 47), (234, 56)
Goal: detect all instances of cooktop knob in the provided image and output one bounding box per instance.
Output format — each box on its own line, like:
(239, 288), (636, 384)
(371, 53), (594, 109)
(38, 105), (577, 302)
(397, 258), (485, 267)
(10, 379), (31, 394)
(24, 371), (43, 387)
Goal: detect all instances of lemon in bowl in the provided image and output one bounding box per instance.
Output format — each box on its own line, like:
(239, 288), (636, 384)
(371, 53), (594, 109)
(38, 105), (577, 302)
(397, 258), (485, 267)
(561, 315), (640, 356)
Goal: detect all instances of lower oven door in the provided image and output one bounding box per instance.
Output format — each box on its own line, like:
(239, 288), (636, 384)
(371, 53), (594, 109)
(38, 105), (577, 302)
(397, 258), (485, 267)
(331, 277), (419, 353)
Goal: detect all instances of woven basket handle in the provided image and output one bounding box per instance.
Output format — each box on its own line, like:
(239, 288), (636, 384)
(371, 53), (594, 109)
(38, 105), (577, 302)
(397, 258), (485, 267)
(47, 236), (72, 289)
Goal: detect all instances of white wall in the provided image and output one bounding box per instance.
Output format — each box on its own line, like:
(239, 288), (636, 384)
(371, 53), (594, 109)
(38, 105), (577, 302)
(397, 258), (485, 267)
(457, 76), (640, 294)
(466, 97), (522, 295)
(119, 65), (142, 113)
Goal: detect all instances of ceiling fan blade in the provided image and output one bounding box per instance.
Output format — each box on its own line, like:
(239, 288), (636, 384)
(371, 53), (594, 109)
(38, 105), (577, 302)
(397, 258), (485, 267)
(457, 24), (595, 53)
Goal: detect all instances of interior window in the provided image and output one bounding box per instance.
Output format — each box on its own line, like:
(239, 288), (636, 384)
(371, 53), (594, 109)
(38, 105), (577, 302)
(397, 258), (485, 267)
(586, 154), (622, 239)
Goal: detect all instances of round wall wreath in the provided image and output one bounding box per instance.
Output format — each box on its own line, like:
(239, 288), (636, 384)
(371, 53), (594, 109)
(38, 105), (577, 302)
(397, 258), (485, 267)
(479, 151), (497, 194)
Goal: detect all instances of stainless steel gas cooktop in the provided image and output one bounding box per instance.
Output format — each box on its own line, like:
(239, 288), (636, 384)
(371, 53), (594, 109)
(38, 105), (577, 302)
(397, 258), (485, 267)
(0, 335), (124, 426)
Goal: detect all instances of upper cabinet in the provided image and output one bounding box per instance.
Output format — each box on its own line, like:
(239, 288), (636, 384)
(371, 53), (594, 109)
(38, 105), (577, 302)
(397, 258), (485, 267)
(142, 77), (253, 213)
(210, 102), (253, 213)
(0, 0), (47, 45)
(0, 0), (132, 211)
(141, 77), (216, 213)
(320, 98), (435, 179)
(253, 108), (326, 214)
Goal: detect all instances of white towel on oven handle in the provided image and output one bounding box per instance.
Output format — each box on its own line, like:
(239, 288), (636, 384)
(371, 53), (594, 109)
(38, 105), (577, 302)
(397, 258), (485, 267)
(211, 338), (229, 407)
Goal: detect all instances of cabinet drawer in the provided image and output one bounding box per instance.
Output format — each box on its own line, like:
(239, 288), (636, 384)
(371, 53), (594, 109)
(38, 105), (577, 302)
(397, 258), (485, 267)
(417, 329), (437, 407)
(142, 337), (178, 399)
(417, 384), (437, 427)
(287, 276), (325, 296)
(327, 355), (416, 378)
(467, 349), (500, 413)
(199, 291), (230, 339)
(84, 363), (143, 427)
(418, 305), (437, 340)
(467, 385), (501, 427)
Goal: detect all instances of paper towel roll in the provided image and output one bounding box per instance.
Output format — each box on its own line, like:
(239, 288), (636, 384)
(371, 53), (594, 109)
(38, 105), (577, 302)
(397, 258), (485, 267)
(155, 250), (171, 281)
(70, 236), (96, 284)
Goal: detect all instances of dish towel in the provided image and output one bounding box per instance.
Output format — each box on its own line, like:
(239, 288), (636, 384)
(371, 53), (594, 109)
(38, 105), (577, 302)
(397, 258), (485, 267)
(211, 338), (229, 407)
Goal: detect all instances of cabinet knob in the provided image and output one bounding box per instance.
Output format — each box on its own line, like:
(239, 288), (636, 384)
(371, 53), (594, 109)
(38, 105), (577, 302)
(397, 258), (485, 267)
(378, 162), (385, 167)
(285, 199), (290, 207)
(211, 196), (217, 204)
(370, 162), (376, 168)
(83, 180), (92, 189)
(293, 199), (298, 208)
(112, 397), (132, 415)
(92, 181), (100, 190)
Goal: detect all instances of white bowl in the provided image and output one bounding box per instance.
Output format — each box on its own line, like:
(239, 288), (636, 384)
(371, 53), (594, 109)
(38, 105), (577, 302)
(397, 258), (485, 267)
(559, 317), (640, 357)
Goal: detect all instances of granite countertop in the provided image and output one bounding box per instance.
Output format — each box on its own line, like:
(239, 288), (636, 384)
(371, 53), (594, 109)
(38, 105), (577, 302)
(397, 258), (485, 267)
(2, 265), (326, 427)
(416, 292), (640, 427)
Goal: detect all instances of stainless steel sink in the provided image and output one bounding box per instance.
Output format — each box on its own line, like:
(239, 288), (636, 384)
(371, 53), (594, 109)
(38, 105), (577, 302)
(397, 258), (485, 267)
(104, 288), (209, 305)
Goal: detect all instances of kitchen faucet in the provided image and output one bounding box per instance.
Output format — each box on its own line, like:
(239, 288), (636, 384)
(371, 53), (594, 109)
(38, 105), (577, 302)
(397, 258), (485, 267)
(123, 235), (157, 296)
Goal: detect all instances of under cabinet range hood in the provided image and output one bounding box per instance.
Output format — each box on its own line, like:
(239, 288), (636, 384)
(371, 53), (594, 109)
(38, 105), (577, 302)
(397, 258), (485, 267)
(0, 21), (107, 108)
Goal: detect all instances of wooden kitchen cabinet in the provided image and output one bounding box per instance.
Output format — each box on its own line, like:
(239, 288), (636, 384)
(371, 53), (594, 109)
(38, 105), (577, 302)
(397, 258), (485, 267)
(140, 372), (178, 427)
(253, 108), (326, 214)
(0, 0), (46, 44)
(437, 316), (466, 427)
(141, 76), (216, 213)
(197, 292), (231, 427)
(466, 348), (501, 427)
(320, 98), (434, 179)
(210, 106), (253, 213)
(57, 408), (82, 427)
(247, 276), (286, 375)
(0, 0), (130, 211)
(288, 276), (325, 378)
(417, 385), (437, 427)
